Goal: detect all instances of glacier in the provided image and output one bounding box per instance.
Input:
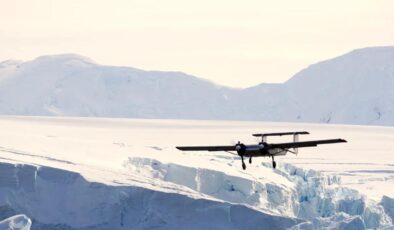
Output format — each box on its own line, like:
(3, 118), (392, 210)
(0, 116), (393, 229)
(0, 160), (390, 229)
(0, 162), (302, 230)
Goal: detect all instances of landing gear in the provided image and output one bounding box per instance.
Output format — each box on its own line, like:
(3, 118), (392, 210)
(249, 157), (252, 164)
(241, 155), (246, 170)
(272, 156), (277, 169)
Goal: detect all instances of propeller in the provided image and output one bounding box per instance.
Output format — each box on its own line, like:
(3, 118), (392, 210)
(259, 142), (267, 150)
(235, 141), (246, 155)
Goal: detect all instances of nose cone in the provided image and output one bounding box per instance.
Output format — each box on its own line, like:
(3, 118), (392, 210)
(235, 144), (242, 151)
(235, 143), (246, 155)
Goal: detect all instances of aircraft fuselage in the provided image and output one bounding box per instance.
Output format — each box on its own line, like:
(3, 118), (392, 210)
(237, 144), (288, 157)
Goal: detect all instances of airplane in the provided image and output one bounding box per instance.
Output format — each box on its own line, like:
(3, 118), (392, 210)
(176, 131), (346, 170)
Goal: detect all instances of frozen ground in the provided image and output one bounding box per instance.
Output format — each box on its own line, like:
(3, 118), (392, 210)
(0, 116), (393, 229)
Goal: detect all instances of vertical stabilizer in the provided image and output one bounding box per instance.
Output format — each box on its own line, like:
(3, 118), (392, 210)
(293, 134), (299, 155)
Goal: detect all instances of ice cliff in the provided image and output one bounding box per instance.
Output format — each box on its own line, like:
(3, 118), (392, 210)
(0, 158), (391, 229)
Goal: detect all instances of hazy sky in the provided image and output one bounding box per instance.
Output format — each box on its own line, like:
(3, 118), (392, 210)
(1, 0), (393, 87)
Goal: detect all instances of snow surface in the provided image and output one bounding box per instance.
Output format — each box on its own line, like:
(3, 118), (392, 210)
(0, 46), (394, 126)
(0, 116), (393, 229)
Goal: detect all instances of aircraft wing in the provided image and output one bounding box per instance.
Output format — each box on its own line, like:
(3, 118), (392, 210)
(270, 139), (347, 149)
(176, 145), (236, 151)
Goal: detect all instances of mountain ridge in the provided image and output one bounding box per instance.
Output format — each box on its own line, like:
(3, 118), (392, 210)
(1, 46), (394, 125)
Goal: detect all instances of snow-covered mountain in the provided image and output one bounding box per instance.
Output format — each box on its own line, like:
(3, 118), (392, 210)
(284, 46), (394, 125)
(0, 46), (393, 125)
(0, 54), (231, 119)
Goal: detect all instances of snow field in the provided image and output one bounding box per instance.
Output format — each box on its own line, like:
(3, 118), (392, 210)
(0, 116), (393, 229)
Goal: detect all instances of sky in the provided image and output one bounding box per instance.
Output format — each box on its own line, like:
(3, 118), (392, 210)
(0, 0), (393, 88)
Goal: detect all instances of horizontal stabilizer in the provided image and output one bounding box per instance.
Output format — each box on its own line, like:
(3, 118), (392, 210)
(252, 131), (309, 137)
